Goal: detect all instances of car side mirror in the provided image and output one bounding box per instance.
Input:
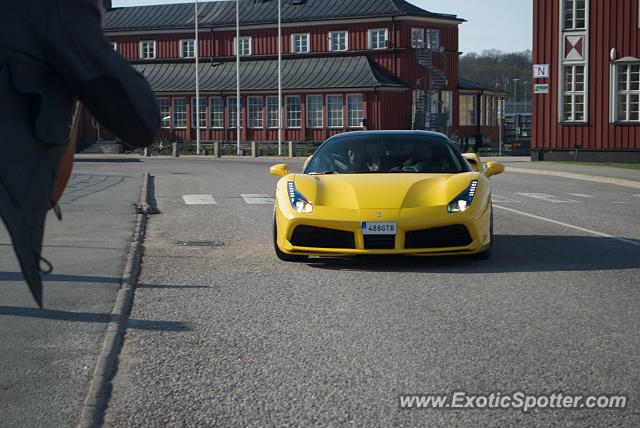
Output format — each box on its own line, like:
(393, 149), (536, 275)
(484, 162), (505, 178)
(270, 164), (290, 177)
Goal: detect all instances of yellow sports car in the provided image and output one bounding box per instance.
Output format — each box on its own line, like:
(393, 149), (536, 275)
(270, 131), (504, 261)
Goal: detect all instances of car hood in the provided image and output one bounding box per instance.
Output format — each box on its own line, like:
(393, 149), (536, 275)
(292, 172), (479, 209)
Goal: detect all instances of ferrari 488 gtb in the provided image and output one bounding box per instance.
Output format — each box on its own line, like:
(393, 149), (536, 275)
(270, 131), (504, 261)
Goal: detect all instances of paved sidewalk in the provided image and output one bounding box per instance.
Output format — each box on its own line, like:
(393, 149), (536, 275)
(492, 159), (640, 183)
(0, 166), (145, 427)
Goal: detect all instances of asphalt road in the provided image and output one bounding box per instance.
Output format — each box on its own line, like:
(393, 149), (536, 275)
(2, 157), (639, 427)
(102, 158), (638, 427)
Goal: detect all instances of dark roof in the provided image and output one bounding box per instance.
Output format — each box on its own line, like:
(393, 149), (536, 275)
(105, 0), (462, 32)
(134, 56), (406, 92)
(458, 79), (506, 93)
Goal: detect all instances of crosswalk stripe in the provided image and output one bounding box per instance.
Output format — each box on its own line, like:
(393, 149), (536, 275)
(492, 194), (521, 203)
(516, 193), (579, 203)
(183, 195), (217, 205)
(241, 194), (275, 205)
(568, 193), (595, 198)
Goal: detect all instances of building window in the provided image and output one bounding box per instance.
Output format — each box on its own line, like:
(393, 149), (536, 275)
(306, 95), (323, 128)
(480, 95), (486, 126)
(158, 98), (170, 128)
(562, 65), (586, 122)
(614, 63), (640, 122)
(291, 34), (310, 54)
(191, 97), (207, 129)
(329, 31), (348, 52)
(266, 96), (280, 128)
(563, 0), (586, 30)
(426, 29), (440, 49)
(285, 96), (301, 128)
(210, 97), (224, 128)
(327, 95), (344, 128)
(140, 40), (156, 59)
(228, 97), (243, 128)
(441, 90), (453, 127)
(234, 37), (252, 56)
(347, 94), (364, 128)
(248, 96), (264, 129)
(411, 28), (424, 48)
(180, 39), (196, 58)
(172, 97), (187, 128)
(368, 28), (388, 50)
(459, 95), (477, 126)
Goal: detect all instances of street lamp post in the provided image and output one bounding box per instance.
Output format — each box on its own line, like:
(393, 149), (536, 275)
(236, 0), (241, 155)
(277, 0), (282, 156)
(512, 78), (519, 140)
(195, 0), (201, 154)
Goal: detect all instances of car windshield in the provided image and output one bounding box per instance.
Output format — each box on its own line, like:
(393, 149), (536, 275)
(304, 134), (469, 175)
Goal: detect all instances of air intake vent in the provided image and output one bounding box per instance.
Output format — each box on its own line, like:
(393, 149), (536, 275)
(290, 225), (355, 249)
(405, 225), (472, 249)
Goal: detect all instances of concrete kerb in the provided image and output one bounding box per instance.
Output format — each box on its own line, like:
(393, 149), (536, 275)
(77, 172), (153, 428)
(507, 167), (640, 190)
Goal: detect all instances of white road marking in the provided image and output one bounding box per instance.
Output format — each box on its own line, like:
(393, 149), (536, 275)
(492, 194), (521, 203)
(494, 205), (640, 248)
(516, 193), (579, 203)
(241, 194), (275, 205)
(610, 201), (631, 204)
(568, 193), (595, 198)
(182, 195), (217, 205)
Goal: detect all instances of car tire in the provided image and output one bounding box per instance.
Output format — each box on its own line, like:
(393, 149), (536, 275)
(474, 210), (494, 260)
(273, 217), (308, 262)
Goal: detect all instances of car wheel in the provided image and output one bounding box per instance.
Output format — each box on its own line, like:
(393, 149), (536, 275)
(474, 210), (494, 260)
(273, 217), (308, 262)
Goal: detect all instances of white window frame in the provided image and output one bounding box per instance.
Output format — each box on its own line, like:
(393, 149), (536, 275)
(210, 97), (224, 129)
(266, 96), (280, 129)
(228, 97), (243, 129)
(346, 94), (364, 128)
(329, 31), (348, 52)
(611, 62), (640, 123)
(326, 94), (344, 128)
(191, 97), (207, 129)
(139, 40), (156, 60)
(110, 41), (118, 51)
(306, 95), (323, 128)
(426, 29), (441, 50)
(563, 0), (587, 31)
(285, 96), (302, 129)
(158, 97), (170, 129)
(180, 39), (196, 58)
(234, 36), (252, 56)
(172, 97), (187, 129)
(291, 33), (310, 54)
(247, 96), (264, 129)
(411, 28), (424, 49)
(368, 28), (388, 50)
(561, 64), (587, 123)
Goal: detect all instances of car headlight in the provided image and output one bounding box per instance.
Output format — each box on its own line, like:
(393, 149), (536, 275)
(448, 180), (478, 213)
(288, 181), (313, 213)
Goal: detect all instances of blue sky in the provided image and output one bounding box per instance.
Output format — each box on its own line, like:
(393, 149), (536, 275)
(112, 0), (532, 55)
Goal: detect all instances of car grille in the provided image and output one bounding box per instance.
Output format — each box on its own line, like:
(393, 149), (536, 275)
(289, 225), (356, 249)
(363, 235), (396, 250)
(404, 225), (472, 249)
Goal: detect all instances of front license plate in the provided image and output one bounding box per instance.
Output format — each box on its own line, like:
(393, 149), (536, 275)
(362, 222), (397, 235)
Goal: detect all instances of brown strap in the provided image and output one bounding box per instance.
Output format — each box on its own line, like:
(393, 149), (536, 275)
(49, 101), (80, 209)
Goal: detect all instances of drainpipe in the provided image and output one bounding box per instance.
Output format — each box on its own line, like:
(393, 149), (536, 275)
(391, 16), (397, 76)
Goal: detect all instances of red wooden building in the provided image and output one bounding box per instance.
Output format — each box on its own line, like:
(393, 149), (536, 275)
(83, 0), (504, 150)
(532, 0), (640, 162)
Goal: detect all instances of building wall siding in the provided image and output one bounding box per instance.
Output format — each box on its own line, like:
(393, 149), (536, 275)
(533, 0), (640, 153)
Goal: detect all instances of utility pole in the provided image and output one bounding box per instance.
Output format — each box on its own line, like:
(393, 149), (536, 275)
(277, 0), (282, 156)
(236, 0), (241, 155)
(195, 0), (201, 154)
